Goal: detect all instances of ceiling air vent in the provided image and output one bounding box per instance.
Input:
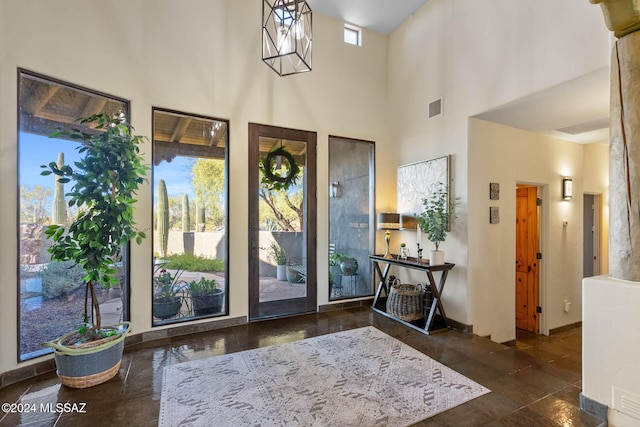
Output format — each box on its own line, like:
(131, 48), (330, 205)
(428, 98), (443, 119)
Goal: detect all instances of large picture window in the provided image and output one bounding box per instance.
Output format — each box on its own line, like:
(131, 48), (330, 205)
(152, 108), (229, 325)
(17, 70), (130, 361)
(328, 136), (375, 300)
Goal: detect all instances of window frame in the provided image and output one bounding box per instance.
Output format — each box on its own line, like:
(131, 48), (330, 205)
(16, 68), (131, 362)
(151, 107), (230, 326)
(344, 24), (362, 46)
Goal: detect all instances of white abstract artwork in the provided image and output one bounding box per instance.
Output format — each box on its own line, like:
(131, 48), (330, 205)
(397, 155), (450, 216)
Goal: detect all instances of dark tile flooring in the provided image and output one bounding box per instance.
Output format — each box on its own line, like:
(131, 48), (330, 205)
(0, 307), (605, 426)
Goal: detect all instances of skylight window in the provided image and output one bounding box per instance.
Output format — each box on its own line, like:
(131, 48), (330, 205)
(344, 24), (362, 46)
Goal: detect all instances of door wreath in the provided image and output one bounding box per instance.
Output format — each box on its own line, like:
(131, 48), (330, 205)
(260, 147), (300, 191)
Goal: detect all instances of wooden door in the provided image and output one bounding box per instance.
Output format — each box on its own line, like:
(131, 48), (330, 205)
(248, 123), (317, 320)
(515, 186), (539, 332)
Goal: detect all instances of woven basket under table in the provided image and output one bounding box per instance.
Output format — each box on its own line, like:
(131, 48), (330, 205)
(386, 284), (424, 322)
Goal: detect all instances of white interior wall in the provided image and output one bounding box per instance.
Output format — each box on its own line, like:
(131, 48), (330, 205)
(583, 276), (640, 425)
(388, 0), (610, 338)
(0, 0), (615, 376)
(468, 118), (610, 343)
(0, 0), (392, 374)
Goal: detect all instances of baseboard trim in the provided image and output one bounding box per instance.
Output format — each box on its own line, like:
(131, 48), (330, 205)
(0, 358), (56, 390)
(550, 321), (582, 335)
(447, 317), (473, 334)
(125, 316), (247, 348)
(318, 298), (374, 312)
(580, 392), (608, 422)
(1, 316), (247, 390)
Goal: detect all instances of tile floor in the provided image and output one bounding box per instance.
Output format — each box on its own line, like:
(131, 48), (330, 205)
(0, 307), (605, 426)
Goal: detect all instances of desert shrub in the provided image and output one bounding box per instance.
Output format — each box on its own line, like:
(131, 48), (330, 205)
(163, 253), (224, 272)
(40, 261), (85, 300)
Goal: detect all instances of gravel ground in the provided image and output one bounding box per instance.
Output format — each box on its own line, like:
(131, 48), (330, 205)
(19, 287), (110, 357)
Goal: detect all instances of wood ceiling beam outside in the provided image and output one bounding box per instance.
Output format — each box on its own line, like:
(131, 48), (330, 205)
(80, 98), (107, 118)
(171, 117), (192, 142)
(26, 85), (59, 115)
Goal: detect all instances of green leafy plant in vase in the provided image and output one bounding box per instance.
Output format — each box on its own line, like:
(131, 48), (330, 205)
(266, 240), (287, 280)
(189, 277), (224, 316)
(40, 113), (148, 388)
(416, 182), (457, 266)
(153, 269), (186, 320)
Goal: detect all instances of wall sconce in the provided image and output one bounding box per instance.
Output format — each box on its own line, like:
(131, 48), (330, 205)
(562, 177), (573, 200)
(330, 181), (340, 198)
(377, 213), (400, 258)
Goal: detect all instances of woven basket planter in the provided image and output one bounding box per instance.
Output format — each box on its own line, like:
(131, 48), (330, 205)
(44, 322), (130, 389)
(386, 284), (424, 322)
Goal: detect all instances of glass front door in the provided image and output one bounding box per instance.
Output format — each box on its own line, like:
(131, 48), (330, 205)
(248, 124), (316, 319)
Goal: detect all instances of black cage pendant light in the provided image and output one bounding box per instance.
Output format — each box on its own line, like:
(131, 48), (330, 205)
(262, 0), (312, 76)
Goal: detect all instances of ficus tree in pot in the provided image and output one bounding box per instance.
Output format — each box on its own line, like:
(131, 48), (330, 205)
(40, 113), (148, 388)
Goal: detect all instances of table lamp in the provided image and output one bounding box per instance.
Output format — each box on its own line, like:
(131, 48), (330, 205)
(377, 213), (400, 258)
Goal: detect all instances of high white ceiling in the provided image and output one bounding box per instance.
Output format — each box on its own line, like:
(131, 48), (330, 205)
(306, 0), (610, 144)
(307, 0), (430, 35)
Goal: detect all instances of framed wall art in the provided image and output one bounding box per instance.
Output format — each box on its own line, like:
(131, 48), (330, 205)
(397, 155), (450, 216)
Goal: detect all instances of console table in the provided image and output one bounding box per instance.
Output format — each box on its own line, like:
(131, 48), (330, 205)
(370, 254), (455, 335)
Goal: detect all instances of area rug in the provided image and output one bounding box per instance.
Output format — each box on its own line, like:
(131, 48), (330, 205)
(159, 326), (490, 426)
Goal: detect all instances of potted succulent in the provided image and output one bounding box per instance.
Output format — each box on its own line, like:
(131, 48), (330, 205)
(40, 113), (148, 388)
(266, 240), (287, 281)
(153, 269), (185, 319)
(416, 182), (457, 265)
(189, 277), (224, 315)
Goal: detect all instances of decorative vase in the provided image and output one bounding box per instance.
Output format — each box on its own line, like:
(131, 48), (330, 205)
(399, 246), (409, 260)
(153, 298), (182, 319)
(276, 264), (287, 281)
(429, 250), (445, 266)
(340, 258), (359, 276)
(192, 289), (224, 315)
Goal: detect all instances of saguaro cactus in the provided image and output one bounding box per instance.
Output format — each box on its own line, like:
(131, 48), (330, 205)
(182, 194), (190, 231)
(51, 152), (67, 225)
(196, 199), (205, 232)
(157, 179), (169, 258)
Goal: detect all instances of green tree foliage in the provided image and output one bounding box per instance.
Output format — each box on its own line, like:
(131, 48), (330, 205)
(191, 159), (225, 230)
(41, 113), (148, 331)
(259, 185), (303, 231)
(20, 184), (52, 225)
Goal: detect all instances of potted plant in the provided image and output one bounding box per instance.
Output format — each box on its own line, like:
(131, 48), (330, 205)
(188, 277), (223, 315)
(329, 251), (347, 285)
(266, 240), (287, 281)
(153, 269), (185, 319)
(416, 182), (457, 265)
(40, 113), (148, 388)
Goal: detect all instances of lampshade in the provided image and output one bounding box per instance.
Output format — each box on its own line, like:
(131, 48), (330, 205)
(262, 0), (312, 76)
(377, 213), (400, 230)
(562, 177), (573, 200)
(400, 214), (418, 230)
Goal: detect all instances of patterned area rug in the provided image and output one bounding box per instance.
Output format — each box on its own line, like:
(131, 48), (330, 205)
(159, 326), (490, 426)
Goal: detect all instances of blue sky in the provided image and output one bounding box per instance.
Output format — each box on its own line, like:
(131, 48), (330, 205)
(153, 156), (196, 200)
(20, 132), (196, 200)
(19, 132), (82, 191)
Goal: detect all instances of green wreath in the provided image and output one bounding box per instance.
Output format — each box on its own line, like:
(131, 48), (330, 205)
(259, 147), (300, 191)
